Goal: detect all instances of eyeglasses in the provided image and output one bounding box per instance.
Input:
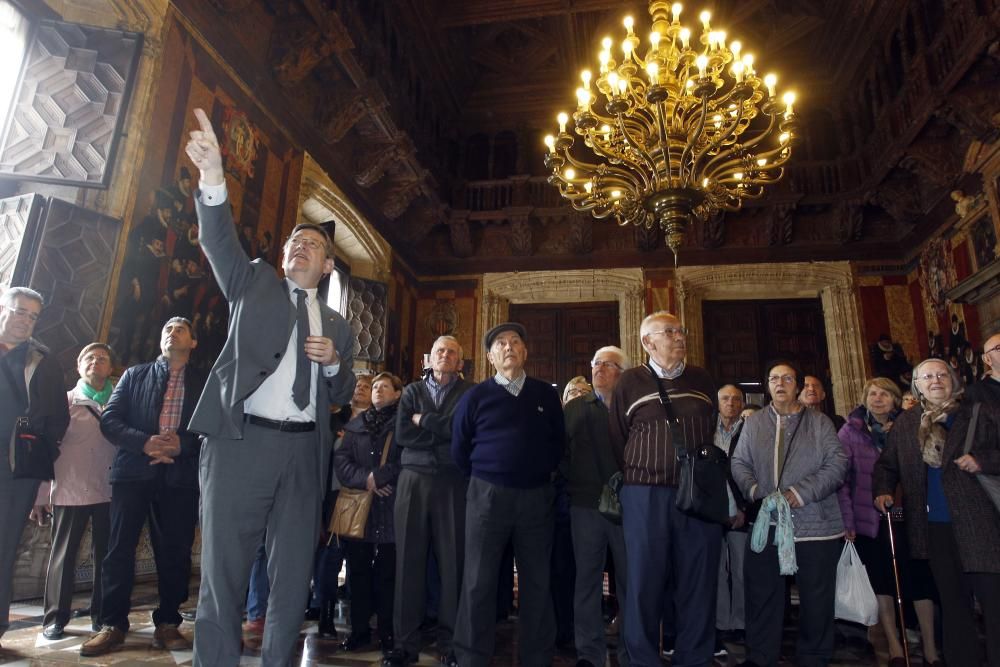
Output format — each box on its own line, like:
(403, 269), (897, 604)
(287, 237), (324, 251)
(647, 326), (688, 338)
(916, 372), (950, 382)
(590, 359), (622, 370)
(986, 344), (1000, 355)
(7, 307), (39, 322)
(82, 354), (111, 364)
(767, 374), (796, 385)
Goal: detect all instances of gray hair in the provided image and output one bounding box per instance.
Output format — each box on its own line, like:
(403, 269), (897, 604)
(640, 310), (678, 338)
(592, 345), (630, 370)
(910, 358), (963, 403)
(1, 286), (44, 308)
(432, 335), (463, 358)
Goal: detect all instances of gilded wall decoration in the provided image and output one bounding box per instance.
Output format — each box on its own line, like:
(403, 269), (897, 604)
(918, 236), (958, 317)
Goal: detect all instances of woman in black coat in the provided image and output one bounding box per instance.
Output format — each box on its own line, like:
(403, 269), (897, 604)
(334, 372), (403, 654)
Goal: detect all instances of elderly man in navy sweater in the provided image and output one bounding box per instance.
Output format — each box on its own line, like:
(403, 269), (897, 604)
(451, 322), (565, 667)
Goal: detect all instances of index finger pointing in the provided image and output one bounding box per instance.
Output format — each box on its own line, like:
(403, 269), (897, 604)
(193, 108), (215, 135)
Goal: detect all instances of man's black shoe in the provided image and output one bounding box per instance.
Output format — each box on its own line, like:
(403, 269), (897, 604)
(317, 600), (337, 639)
(339, 632), (371, 652)
(72, 607), (91, 618)
(381, 649), (418, 666)
(714, 638), (729, 656)
(42, 624), (64, 640)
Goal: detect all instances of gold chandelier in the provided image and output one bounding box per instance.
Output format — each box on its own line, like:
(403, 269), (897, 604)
(544, 1), (799, 264)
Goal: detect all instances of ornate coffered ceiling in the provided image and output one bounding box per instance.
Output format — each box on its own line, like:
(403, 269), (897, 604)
(171, 0), (1000, 275)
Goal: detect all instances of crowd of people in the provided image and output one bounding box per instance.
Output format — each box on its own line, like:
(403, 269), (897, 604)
(0, 108), (998, 667)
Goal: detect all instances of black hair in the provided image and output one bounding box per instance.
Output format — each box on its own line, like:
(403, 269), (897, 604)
(764, 359), (805, 393)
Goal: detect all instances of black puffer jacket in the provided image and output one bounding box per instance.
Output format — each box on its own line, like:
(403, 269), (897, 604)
(334, 404), (401, 543)
(100, 357), (205, 489)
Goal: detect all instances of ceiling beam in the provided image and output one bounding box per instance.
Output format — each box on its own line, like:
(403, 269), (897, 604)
(435, 0), (630, 28)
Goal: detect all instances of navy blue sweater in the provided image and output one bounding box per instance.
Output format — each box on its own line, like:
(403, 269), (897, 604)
(451, 376), (565, 488)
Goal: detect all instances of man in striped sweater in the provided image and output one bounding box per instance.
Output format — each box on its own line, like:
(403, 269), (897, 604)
(610, 311), (721, 667)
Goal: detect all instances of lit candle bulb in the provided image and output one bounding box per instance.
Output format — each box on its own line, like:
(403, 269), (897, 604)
(742, 53), (755, 76)
(557, 112), (569, 133)
(679, 27), (691, 49)
(732, 60), (744, 83)
(607, 71), (620, 93)
(702, 177), (709, 187)
(716, 31), (726, 51)
(734, 172), (743, 181)
(622, 39), (633, 57)
(650, 31), (661, 50)
(618, 78), (628, 95)
(646, 61), (659, 83)
(584, 181), (593, 193)
(544, 134), (555, 154)
(764, 73), (777, 97)
(779, 132), (790, 144)
(601, 124), (611, 140)
(696, 54), (708, 77)
(581, 69), (592, 89)
(611, 190), (622, 199)
(602, 36), (613, 51)
(730, 40), (741, 59)
(599, 50), (611, 72)
(782, 91), (796, 116)
(565, 168), (576, 180)
(699, 10), (711, 30)
(671, 2), (682, 22)
(707, 31), (718, 50)
(623, 15), (634, 35)
(576, 87), (591, 109)
(757, 157), (767, 166)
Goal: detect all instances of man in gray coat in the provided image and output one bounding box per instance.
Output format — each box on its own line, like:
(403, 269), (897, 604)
(185, 108), (356, 667)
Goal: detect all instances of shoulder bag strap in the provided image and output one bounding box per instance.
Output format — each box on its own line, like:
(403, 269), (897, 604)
(379, 431), (393, 466)
(775, 407), (804, 487)
(963, 402), (981, 456)
(646, 363), (688, 449)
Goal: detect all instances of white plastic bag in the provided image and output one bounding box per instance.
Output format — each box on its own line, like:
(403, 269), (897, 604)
(834, 542), (879, 626)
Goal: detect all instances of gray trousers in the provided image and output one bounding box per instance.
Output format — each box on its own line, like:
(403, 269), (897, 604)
(716, 529), (747, 632)
(193, 424), (321, 667)
(0, 475), (38, 638)
(570, 506), (629, 667)
(43, 503), (111, 628)
(454, 477), (555, 667)
(393, 468), (466, 656)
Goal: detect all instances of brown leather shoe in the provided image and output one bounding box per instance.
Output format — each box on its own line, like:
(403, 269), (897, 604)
(80, 626), (126, 656)
(152, 623), (190, 650)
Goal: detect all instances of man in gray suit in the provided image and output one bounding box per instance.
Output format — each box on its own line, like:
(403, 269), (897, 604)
(185, 108), (356, 667)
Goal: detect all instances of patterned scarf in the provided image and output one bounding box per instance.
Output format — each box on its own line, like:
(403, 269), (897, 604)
(918, 398), (960, 468)
(362, 401), (398, 437)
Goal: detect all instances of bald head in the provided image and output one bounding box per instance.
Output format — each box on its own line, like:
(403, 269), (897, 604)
(984, 333), (1000, 380)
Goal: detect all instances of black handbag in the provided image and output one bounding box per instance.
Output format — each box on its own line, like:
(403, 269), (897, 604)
(10, 415), (54, 480)
(599, 471), (623, 524)
(648, 364), (730, 525)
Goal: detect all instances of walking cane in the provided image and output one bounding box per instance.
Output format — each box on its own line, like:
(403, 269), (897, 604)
(885, 508), (911, 667)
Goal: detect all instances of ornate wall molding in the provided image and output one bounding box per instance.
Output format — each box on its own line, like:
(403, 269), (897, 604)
(477, 269), (644, 381)
(676, 261), (867, 416)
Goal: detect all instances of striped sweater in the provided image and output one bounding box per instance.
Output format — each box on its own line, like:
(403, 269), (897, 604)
(609, 364), (717, 486)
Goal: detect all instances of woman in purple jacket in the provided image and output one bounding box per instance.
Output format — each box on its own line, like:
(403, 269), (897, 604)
(837, 377), (940, 666)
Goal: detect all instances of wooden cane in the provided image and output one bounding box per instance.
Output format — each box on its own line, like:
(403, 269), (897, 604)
(885, 510), (911, 667)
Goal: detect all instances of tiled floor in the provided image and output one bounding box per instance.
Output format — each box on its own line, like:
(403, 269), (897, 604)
(0, 580), (920, 666)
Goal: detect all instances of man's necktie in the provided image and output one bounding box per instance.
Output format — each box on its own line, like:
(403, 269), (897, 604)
(292, 288), (310, 409)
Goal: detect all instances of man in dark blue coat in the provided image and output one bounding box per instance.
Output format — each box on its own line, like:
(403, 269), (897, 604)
(81, 317), (205, 656)
(451, 322), (565, 667)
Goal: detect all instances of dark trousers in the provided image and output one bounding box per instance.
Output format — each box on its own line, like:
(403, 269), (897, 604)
(345, 540), (395, 642)
(620, 484), (721, 667)
(551, 515), (575, 643)
(454, 477), (556, 667)
(0, 475), (38, 638)
(43, 503), (111, 628)
(193, 426), (321, 667)
(927, 522), (1000, 667)
(392, 468), (466, 655)
(744, 528), (840, 667)
(100, 479), (198, 631)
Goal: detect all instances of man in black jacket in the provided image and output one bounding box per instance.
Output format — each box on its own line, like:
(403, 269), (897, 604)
(384, 335), (473, 666)
(81, 317), (205, 656)
(0, 287), (69, 648)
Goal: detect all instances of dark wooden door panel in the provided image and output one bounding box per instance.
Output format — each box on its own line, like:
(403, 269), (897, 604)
(509, 301), (619, 387)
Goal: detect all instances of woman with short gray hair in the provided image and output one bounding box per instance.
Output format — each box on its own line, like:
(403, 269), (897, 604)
(874, 357), (1000, 667)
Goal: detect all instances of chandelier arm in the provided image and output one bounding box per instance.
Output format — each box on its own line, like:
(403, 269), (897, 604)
(689, 102), (746, 180)
(731, 113), (779, 154)
(653, 100), (672, 188)
(611, 114), (656, 191)
(678, 96), (709, 186)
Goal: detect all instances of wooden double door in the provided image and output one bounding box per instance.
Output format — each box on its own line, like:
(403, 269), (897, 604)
(508, 301), (619, 388)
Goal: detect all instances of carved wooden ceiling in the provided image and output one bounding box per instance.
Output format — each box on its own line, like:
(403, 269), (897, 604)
(176, 0), (1000, 275)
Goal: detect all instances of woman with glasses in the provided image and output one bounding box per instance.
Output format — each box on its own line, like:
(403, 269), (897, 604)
(562, 376), (592, 406)
(874, 358), (1000, 667)
(836, 377), (940, 666)
(730, 360), (848, 667)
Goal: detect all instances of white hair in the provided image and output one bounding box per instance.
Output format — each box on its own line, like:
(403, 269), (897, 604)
(592, 345), (631, 370)
(1, 286), (44, 308)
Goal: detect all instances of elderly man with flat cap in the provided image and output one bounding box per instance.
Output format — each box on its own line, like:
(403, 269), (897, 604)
(451, 322), (565, 667)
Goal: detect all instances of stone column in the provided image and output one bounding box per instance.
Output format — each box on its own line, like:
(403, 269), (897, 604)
(476, 290), (510, 381)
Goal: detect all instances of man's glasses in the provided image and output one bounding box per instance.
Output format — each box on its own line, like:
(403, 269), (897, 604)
(7, 308), (39, 322)
(287, 237), (324, 251)
(647, 326), (688, 338)
(985, 344), (1000, 355)
(767, 374), (796, 385)
(590, 359), (622, 370)
(916, 371), (950, 382)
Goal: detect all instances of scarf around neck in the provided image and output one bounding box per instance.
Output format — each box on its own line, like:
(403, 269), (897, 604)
(78, 378), (113, 406)
(918, 398), (960, 468)
(363, 402), (398, 437)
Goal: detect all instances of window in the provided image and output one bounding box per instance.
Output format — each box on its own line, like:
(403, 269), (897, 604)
(327, 263), (349, 316)
(0, 1), (30, 129)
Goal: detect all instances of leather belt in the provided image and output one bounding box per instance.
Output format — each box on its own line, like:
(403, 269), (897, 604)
(244, 414), (315, 432)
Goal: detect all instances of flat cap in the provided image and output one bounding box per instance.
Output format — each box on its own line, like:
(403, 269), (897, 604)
(484, 321), (526, 350)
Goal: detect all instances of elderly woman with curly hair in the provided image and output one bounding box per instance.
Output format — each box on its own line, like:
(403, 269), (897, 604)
(837, 377), (939, 666)
(874, 357), (1000, 667)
